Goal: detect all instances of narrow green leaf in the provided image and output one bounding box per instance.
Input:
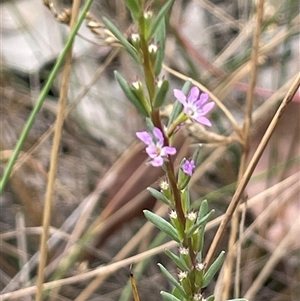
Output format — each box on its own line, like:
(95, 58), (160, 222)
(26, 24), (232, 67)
(206, 295), (215, 301)
(164, 249), (189, 271)
(202, 251), (225, 288)
(196, 225), (205, 252)
(185, 210), (214, 237)
(143, 210), (180, 243)
(154, 17), (166, 76)
(181, 188), (190, 214)
(172, 287), (184, 300)
(198, 200), (208, 221)
(196, 251), (202, 263)
(153, 80), (169, 108)
(160, 291), (181, 301)
(125, 0), (140, 22)
(103, 17), (139, 63)
(149, 0), (174, 39)
(114, 71), (149, 116)
(145, 117), (155, 131)
(158, 264), (187, 298)
(0, 0), (95, 193)
(147, 187), (172, 207)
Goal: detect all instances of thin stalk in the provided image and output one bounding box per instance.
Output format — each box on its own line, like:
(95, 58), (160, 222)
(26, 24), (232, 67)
(204, 72), (300, 269)
(166, 160), (185, 227)
(222, 1), (264, 299)
(0, 0), (95, 194)
(35, 1), (81, 300)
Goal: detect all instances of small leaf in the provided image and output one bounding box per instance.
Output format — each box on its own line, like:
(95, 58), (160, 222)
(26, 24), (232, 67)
(160, 291), (181, 301)
(147, 187), (172, 207)
(198, 200), (208, 221)
(145, 117), (155, 131)
(202, 251), (225, 288)
(153, 80), (169, 108)
(196, 224), (205, 252)
(181, 188), (190, 214)
(143, 210), (180, 243)
(148, 0), (174, 39)
(158, 264), (187, 298)
(185, 210), (214, 237)
(165, 249), (189, 271)
(172, 287), (184, 300)
(114, 71), (150, 116)
(103, 17), (139, 63)
(154, 17), (166, 76)
(125, 0), (140, 22)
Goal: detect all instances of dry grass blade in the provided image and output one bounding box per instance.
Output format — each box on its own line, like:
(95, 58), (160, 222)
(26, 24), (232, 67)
(223, 1), (265, 298)
(35, 1), (81, 299)
(204, 72), (300, 268)
(1, 172), (295, 300)
(130, 273), (141, 301)
(244, 221), (299, 300)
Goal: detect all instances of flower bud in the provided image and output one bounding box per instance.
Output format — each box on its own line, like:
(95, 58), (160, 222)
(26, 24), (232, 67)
(131, 33), (140, 49)
(153, 79), (169, 108)
(179, 247), (191, 268)
(193, 293), (203, 301)
(169, 211), (184, 241)
(177, 158), (195, 190)
(148, 43), (158, 65)
(185, 211), (197, 231)
(178, 270), (192, 296)
(130, 80), (149, 108)
(195, 262), (205, 288)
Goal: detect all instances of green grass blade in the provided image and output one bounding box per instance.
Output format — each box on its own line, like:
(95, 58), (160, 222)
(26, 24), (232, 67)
(0, 0), (95, 194)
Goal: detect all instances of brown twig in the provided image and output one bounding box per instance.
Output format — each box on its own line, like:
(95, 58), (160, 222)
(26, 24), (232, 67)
(35, 1), (81, 300)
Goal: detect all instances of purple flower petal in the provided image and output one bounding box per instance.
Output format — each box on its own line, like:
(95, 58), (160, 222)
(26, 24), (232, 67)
(188, 86), (200, 102)
(198, 93), (209, 105)
(201, 102), (215, 115)
(153, 127), (164, 144)
(136, 131), (153, 145)
(145, 145), (158, 158)
(174, 89), (187, 104)
(150, 156), (164, 167)
(174, 86), (215, 126)
(194, 116), (212, 127)
(137, 127), (177, 167)
(161, 146), (177, 156)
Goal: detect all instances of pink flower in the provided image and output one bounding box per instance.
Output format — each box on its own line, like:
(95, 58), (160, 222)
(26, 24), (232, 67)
(182, 159), (195, 176)
(174, 86), (215, 126)
(136, 127), (176, 167)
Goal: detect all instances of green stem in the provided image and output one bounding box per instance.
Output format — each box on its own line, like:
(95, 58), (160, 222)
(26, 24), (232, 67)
(166, 160), (185, 230)
(167, 112), (187, 137)
(138, 11), (156, 105)
(0, 0), (95, 194)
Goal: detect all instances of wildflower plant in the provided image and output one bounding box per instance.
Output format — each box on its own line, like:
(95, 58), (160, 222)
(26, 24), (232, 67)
(109, 1), (248, 300)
